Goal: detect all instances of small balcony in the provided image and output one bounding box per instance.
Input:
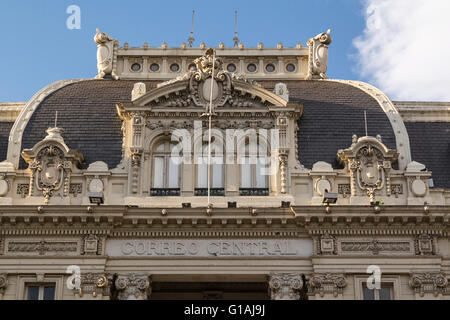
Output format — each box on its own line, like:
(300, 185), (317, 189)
(239, 188), (269, 196)
(194, 188), (225, 196)
(150, 188), (180, 196)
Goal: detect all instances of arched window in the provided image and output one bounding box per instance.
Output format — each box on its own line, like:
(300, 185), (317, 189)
(239, 138), (270, 196)
(196, 143), (224, 196)
(151, 140), (181, 196)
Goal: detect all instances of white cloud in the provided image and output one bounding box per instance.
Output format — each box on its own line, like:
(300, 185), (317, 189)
(353, 0), (450, 101)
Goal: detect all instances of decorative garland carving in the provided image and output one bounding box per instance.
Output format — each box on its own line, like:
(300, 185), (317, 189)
(409, 273), (448, 297)
(308, 273), (346, 297)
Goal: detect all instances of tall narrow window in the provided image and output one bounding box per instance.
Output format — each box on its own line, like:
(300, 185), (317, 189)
(151, 141), (181, 196)
(239, 139), (269, 196)
(196, 143), (224, 196)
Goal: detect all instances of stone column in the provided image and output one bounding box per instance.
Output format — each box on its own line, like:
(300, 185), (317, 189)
(268, 273), (303, 300)
(115, 274), (151, 300)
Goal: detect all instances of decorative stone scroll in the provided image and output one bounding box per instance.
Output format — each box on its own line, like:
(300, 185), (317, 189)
(94, 29), (119, 80)
(338, 135), (398, 204)
(0, 274), (7, 298)
(268, 273), (303, 300)
(22, 127), (83, 204)
(308, 273), (347, 297)
(306, 29), (332, 79)
(409, 273), (448, 297)
(114, 274), (151, 300)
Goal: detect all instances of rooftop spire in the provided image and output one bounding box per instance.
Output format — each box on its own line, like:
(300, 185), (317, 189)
(188, 10), (195, 47)
(233, 10), (239, 47)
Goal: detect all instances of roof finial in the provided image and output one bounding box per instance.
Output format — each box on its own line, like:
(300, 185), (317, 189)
(188, 10), (195, 47)
(233, 10), (239, 47)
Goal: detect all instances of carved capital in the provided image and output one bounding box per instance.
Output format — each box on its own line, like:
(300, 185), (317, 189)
(308, 273), (347, 297)
(409, 273), (448, 297)
(268, 273), (303, 300)
(114, 274), (151, 300)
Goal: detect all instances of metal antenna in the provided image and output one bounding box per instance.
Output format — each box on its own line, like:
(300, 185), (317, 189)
(207, 50), (216, 207)
(364, 110), (368, 136)
(54, 111), (58, 128)
(233, 10), (239, 47)
(188, 10), (195, 47)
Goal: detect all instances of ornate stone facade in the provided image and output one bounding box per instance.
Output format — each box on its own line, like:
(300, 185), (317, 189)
(0, 31), (448, 300)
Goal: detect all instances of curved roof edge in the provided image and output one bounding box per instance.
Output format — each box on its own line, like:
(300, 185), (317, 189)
(7, 79), (91, 169)
(324, 79), (412, 170)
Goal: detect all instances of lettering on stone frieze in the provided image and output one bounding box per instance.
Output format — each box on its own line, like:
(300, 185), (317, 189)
(340, 240), (411, 255)
(106, 239), (313, 257)
(6, 240), (78, 255)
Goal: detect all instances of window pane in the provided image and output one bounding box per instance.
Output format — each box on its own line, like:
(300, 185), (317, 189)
(255, 158), (268, 188)
(153, 157), (164, 188)
(155, 142), (165, 152)
(212, 162), (223, 188)
(379, 287), (392, 300)
(43, 286), (55, 300)
(27, 286), (39, 300)
(197, 159), (207, 188)
(362, 287), (375, 300)
(241, 159), (251, 188)
(168, 157), (180, 188)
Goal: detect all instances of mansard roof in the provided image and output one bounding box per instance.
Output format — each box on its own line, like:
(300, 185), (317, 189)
(18, 79), (398, 173)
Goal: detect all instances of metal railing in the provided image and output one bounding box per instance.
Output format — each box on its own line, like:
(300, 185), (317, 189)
(239, 188), (269, 196)
(150, 188), (180, 196)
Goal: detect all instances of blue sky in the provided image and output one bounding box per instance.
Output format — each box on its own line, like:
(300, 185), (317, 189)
(1, 1), (449, 102)
(0, 0), (365, 101)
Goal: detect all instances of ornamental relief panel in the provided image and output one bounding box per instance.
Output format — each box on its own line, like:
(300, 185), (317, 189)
(5, 239), (80, 256)
(21, 127), (83, 204)
(338, 135), (398, 203)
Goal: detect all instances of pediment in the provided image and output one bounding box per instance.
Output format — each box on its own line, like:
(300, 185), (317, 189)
(125, 48), (288, 111)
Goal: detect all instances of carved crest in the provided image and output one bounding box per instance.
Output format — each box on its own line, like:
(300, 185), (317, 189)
(22, 127), (83, 204)
(338, 136), (398, 203)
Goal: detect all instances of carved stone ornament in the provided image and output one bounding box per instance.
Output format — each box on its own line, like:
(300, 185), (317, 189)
(308, 273), (347, 297)
(118, 48), (288, 115)
(115, 274), (151, 300)
(94, 29), (119, 80)
(319, 233), (336, 255)
(414, 233), (435, 256)
(338, 136), (398, 203)
(22, 127), (84, 204)
(0, 274), (8, 295)
(306, 29), (332, 80)
(81, 234), (102, 255)
(77, 273), (111, 297)
(268, 273), (303, 300)
(409, 273), (448, 297)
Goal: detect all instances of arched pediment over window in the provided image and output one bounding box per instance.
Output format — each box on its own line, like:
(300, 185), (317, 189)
(117, 48), (296, 119)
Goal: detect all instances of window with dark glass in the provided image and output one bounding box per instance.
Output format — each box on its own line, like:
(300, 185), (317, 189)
(239, 139), (269, 196)
(26, 284), (56, 300)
